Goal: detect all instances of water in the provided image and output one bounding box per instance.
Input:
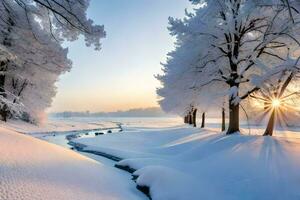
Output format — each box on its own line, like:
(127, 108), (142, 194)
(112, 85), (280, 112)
(41, 126), (121, 149)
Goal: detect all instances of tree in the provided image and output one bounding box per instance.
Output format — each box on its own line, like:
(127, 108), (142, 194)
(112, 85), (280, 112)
(156, 26), (226, 127)
(0, 0), (105, 122)
(222, 107), (226, 131)
(6, 0), (106, 50)
(192, 108), (197, 127)
(163, 0), (300, 134)
(0, 27), (72, 121)
(200, 112), (205, 128)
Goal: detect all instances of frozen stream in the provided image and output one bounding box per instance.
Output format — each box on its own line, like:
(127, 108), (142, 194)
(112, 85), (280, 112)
(37, 125), (147, 199)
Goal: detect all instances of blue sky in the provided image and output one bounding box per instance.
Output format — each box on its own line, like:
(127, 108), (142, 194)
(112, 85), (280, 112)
(49, 0), (192, 112)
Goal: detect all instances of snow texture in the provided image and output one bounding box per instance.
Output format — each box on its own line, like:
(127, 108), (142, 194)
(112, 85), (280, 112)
(75, 124), (300, 200)
(2, 118), (117, 135)
(0, 126), (144, 200)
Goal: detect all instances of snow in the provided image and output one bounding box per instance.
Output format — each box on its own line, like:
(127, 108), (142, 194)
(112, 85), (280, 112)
(133, 166), (215, 200)
(73, 124), (300, 200)
(1, 118), (117, 135)
(1, 117), (182, 136)
(0, 125), (145, 200)
(4, 117), (300, 200)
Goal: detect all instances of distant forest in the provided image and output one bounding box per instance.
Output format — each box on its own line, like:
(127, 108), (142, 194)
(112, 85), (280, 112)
(49, 107), (176, 118)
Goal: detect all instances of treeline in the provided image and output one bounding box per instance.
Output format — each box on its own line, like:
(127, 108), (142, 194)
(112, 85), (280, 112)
(50, 107), (175, 118)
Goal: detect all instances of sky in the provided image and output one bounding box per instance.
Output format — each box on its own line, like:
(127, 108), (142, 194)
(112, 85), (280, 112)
(49, 0), (192, 112)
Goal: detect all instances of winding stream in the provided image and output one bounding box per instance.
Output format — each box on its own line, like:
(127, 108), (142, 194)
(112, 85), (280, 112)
(37, 124), (148, 199)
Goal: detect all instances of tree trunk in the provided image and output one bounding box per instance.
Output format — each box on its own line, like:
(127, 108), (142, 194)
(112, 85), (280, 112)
(184, 115), (189, 124)
(222, 107), (225, 131)
(0, 61), (7, 121)
(184, 116), (187, 123)
(263, 109), (275, 136)
(192, 109), (197, 127)
(227, 101), (240, 134)
(188, 112), (193, 125)
(201, 112), (205, 128)
(0, 105), (7, 122)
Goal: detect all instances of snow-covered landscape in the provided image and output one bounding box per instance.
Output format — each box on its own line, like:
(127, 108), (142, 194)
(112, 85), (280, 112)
(3, 118), (300, 200)
(0, 121), (145, 200)
(70, 120), (300, 200)
(2, 0), (300, 200)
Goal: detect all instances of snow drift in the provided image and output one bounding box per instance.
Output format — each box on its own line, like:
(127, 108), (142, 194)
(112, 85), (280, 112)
(0, 126), (142, 200)
(74, 125), (300, 200)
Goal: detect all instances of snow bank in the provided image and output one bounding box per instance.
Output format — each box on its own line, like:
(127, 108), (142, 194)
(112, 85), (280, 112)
(133, 165), (217, 200)
(0, 126), (143, 200)
(74, 126), (204, 159)
(75, 125), (300, 200)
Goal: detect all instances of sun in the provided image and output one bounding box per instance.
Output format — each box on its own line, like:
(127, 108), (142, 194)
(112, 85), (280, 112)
(272, 99), (281, 108)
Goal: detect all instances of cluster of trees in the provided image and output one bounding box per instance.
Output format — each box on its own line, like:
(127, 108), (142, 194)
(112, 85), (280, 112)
(50, 107), (175, 118)
(0, 0), (105, 123)
(157, 0), (300, 136)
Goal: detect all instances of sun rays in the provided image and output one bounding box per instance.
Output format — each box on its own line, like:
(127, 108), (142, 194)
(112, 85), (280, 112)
(249, 88), (300, 136)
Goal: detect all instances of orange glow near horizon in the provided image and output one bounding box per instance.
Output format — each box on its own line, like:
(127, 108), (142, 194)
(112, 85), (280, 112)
(48, 88), (160, 113)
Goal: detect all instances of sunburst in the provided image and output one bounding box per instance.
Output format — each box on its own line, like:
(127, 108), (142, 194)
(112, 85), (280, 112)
(271, 99), (281, 108)
(250, 90), (300, 136)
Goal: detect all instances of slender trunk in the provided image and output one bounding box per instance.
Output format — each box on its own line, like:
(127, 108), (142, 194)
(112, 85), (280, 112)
(0, 61), (7, 121)
(227, 100), (240, 134)
(263, 109), (275, 136)
(222, 107), (226, 131)
(0, 105), (7, 122)
(262, 72), (292, 136)
(201, 112), (205, 128)
(192, 109), (197, 127)
(188, 112), (193, 125)
(184, 115), (188, 124)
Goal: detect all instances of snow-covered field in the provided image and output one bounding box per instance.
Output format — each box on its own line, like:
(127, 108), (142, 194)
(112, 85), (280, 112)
(2, 117), (300, 200)
(1, 118), (118, 135)
(73, 123), (300, 200)
(0, 122), (146, 200)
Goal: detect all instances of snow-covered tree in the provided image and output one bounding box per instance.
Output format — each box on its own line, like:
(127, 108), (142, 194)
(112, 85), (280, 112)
(159, 0), (300, 134)
(3, 36), (72, 122)
(0, 0), (105, 122)
(6, 0), (106, 50)
(156, 15), (227, 128)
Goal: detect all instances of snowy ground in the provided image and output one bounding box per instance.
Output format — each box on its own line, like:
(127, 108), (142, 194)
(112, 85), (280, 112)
(3, 117), (300, 200)
(73, 124), (300, 200)
(1, 118), (118, 135)
(0, 123), (146, 200)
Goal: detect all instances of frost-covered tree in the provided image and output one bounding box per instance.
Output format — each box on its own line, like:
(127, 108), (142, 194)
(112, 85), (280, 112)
(3, 36), (72, 122)
(156, 38), (200, 121)
(160, 0), (300, 134)
(156, 15), (227, 128)
(0, 0), (105, 122)
(6, 0), (105, 50)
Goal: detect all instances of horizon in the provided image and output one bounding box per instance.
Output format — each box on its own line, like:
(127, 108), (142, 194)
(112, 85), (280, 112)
(48, 106), (163, 114)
